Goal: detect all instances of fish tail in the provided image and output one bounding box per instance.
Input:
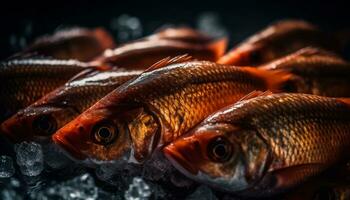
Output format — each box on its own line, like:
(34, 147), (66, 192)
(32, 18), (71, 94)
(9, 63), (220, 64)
(244, 67), (294, 93)
(207, 37), (228, 60)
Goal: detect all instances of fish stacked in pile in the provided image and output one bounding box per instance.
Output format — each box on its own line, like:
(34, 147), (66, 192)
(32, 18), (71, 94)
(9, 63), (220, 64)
(1, 20), (350, 199)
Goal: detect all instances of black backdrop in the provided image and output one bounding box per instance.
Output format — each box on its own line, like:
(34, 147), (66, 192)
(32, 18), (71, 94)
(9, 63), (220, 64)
(0, 0), (349, 59)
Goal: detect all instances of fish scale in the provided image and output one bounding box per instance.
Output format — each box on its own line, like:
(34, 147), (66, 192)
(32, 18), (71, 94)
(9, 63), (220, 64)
(52, 59), (289, 162)
(1, 69), (141, 142)
(164, 93), (350, 197)
(0, 59), (94, 122)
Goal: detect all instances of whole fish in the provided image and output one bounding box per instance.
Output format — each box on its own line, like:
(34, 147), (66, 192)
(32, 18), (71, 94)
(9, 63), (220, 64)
(260, 47), (350, 97)
(97, 37), (227, 69)
(22, 27), (116, 61)
(0, 69), (142, 143)
(147, 27), (213, 44)
(218, 20), (342, 66)
(164, 93), (350, 197)
(52, 56), (290, 163)
(0, 58), (106, 122)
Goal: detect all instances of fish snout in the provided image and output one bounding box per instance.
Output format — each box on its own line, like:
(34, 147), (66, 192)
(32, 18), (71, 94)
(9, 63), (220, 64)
(164, 138), (203, 175)
(52, 123), (89, 160)
(0, 117), (30, 143)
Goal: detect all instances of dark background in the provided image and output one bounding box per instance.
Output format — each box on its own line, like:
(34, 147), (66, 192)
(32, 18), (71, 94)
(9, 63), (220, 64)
(0, 0), (349, 60)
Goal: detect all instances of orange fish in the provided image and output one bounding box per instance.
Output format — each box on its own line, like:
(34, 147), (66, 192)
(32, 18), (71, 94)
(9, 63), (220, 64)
(97, 36), (227, 69)
(0, 57), (107, 122)
(22, 27), (116, 61)
(146, 26), (213, 44)
(52, 55), (290, 163)
(260, 47), (350, 97)
(164, 93), (350, 198)
(218, 20), (342, 66)
(1, 69), (141, 143)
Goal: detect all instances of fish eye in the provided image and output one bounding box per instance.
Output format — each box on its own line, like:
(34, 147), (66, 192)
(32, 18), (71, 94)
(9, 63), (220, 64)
(92, 121), (118, 145)
(32, 115), (57, 135)
(208, 136), (232, 162)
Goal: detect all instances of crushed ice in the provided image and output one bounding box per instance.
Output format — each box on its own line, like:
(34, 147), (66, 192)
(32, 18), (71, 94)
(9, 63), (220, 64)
(0, 155), (15, 178)
(110, 14), (143, 43)
(124, 177), (152, 200)
(15, 142), (44, 176)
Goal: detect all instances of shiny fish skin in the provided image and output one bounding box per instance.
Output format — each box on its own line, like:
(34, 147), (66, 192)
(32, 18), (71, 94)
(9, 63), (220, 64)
(164, 93), (350, 197)
(0, 58), (95, 122)
(1, 69), (141, 143)
(146, 27), (213, 44)
(218, 20), (341, 66)
(260, 47), (350, 97)
(22, 27), (116, 61)
(98, 38), (227, 69)
(52, 59), (289, 164)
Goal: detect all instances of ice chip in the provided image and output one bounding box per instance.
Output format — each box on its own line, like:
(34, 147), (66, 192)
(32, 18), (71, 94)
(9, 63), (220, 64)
(110, 14), (143, 42)
(32, 173), (99, 200)
(186, 185), (218, 200)
(197, 12), (228, 38)
(42, 143), (70, 169)
(142, 150), (173, 181)
(0, 155), (15, 178)
(14, 142), (43, 176)
(124, 177), (152, 200)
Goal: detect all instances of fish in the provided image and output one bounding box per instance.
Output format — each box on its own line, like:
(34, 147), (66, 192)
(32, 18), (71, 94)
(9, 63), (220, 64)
(164, 92), (350, 197)
(0, 57), (107, 122)
(0, 69), (142, 143)
(52, 55), (291, 163)
(217, 20), (342, 66)
(22, 27), (116, 61)
(97, 36), (227, 69)
(260, 47), (350, 97)
(146, 26), (213, 44)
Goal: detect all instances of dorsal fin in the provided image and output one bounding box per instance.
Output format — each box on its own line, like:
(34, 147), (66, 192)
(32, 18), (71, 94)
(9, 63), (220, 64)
(238, 90), (273, 102)
(143, 54), (193, 73)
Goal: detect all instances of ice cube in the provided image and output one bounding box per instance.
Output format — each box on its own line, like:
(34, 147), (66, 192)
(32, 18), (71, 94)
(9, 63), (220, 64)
(197, 12), (228, 38)
(110, 14), (143, 42)
(14, 142), (43, 176)
(142, 150), (173, 181)
(0, 178), (22, 200)
(42, 143), (70, 169)
(124, 177), (152, 200)
(32, 173), (99, 200)
(0, 155), (15, 178)
(186, 185), (218, 200)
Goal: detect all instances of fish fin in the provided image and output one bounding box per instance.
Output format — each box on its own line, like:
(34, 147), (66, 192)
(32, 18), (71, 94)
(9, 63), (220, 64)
(207, 37), (228, 60)
(143, 54), (193, 73)
(87, 60), (113, 71)
(261, 163), (325, 191)
(244, 67), (294, 93)
(238, 90), (273, 102)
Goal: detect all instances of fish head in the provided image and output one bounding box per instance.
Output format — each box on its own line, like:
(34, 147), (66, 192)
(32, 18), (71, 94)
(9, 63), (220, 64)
(164, 123), (270, 193)
(1, 104), (78, 143)
(52, 102), (160, 163)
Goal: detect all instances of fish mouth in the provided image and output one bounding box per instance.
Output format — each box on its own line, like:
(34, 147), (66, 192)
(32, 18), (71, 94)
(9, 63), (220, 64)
(52, 134), (87, 160)
(163, 144), (198, 175)
(0, 121), (21, 143)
